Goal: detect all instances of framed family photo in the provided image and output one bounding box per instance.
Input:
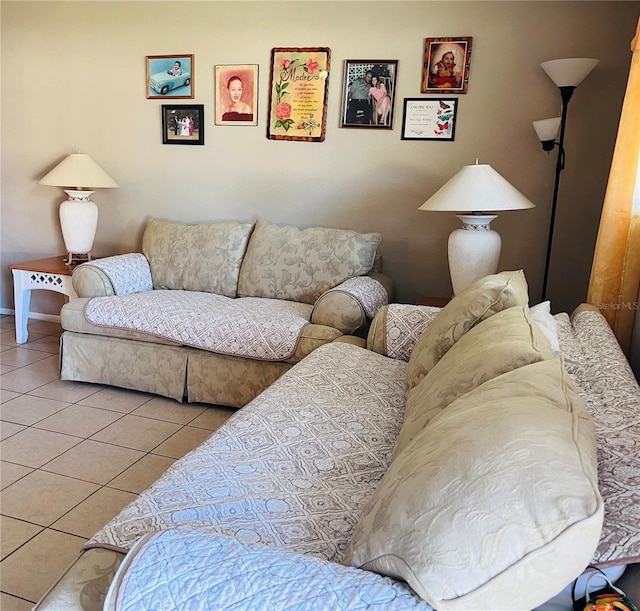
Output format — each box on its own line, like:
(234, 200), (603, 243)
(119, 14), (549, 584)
(147, 54), (194, 99)
(401, 98), (458, 141)
(340, 60), (398, 129)
(421, 37), (472, 94)
(267, 47), (331, 142)
(214, 64), (258, 126)
(161, 104), (204, 145)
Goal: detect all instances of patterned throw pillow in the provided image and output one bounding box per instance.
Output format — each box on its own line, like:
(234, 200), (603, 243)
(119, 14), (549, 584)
(405, 269), (529, 391)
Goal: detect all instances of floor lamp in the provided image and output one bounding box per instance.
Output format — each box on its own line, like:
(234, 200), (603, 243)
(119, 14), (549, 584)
(419, 161), (535, 295)
(533, 58), (599, 300)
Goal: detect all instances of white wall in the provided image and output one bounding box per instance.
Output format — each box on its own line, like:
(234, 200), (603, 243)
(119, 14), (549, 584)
(2, 1), (638, 315)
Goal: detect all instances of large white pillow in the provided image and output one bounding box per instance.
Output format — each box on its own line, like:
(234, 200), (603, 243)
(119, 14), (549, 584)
(346, 358), (604, 611)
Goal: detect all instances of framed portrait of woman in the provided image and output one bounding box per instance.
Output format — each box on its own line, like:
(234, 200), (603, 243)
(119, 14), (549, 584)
(215, 65), (258, 126)
(340, 60), (398, 129)
(421, 37), (472, 94)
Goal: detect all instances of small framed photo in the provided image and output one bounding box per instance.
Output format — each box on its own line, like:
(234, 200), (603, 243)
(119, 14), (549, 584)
(421, 38), (472, 94)
(214, 64), (258, 126)
(147, 54), (194, 99)
(401, 98), (458, 141)
(161, 104), (204, 145)
(340, 60), (398, 129)
(267, 47), (331, 142)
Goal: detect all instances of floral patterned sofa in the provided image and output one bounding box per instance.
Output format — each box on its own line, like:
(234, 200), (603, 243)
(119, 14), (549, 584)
(38, 271), (640, 610)
(59, 218), (391, 407)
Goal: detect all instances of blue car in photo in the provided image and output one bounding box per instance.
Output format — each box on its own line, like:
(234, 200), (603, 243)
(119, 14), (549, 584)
(150, 70), (191, 95)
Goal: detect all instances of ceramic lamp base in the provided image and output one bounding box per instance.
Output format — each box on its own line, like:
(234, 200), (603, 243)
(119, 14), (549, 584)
(59, 190), (98, 264)
(448, 214), (501, 295)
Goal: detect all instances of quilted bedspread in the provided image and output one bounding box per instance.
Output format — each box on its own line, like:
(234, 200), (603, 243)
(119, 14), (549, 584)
(104, 529), (430, 611)
(84, 290), (313, 361)
(87, 341), (408, 560)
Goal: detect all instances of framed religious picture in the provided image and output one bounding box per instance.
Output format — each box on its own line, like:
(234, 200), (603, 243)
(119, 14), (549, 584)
(267, 47), (330, 142)
(400, 98), (458, 141)
(214, 64), (258, 126)
(340, 60), (398, 129)
(146, 54), (194, 99)
(421, 37), (472, 94)
(161, 104), (204, 145)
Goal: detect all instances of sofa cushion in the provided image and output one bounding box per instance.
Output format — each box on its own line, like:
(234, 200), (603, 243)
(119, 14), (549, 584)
(346, 358), (603, 611)
(394, 305), (553, 456)
(237, 220), (381, 304)
(405, 269), (528, 391)
(142, 218), (254, 298)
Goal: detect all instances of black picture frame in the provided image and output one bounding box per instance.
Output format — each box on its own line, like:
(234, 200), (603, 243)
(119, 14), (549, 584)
(400, 98), (458, 141)
(161, 104), (204, 145)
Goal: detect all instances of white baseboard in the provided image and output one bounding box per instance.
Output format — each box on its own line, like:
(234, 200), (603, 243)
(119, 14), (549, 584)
(0, 307), (61, 324)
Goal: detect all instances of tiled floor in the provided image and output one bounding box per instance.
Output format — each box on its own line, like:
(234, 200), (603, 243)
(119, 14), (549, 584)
(0, 314), (235, 609)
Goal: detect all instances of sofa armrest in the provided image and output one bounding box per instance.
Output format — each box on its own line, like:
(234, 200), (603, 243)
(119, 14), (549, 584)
(310, 274), (391, 334)
(367, 303), (442, 361)
(72, 254), (153, 298)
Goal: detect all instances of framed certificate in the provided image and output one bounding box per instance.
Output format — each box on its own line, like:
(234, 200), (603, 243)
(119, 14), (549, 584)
(401, 98), (458, 141)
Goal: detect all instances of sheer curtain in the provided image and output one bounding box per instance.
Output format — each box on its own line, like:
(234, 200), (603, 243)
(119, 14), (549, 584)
(587, 17), (640, 356)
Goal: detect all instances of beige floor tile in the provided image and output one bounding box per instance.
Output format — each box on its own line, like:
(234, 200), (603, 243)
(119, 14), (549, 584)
(0, 315), (16, 329)
(27, 320), (62, 335)
(1, 470), (99, 526)
(35, 404), (123, 438)
(91, 414), (181, 452)
(22, 335), (61, 354)
(78, 386), (154, 413)
(1, 363), (17, 374)
(0, 427), (82, 468)
(1, 461), (34, 490)
(1, 421), (26, 440)
(0, 355), (60, 393)
(0, 592), (34, 610)
(152, 425), (212, 459)
(1, 332), (48, 350)
(0, 347), (52, 368)
(1, 394), (70, 426)
(52, 487), (137, 538)
(189, 405), (236, 430)
(41, 439), (145, 484)
(0, 516), (43, 560)
(0, 528), (85, 603)
(132, 396), (206, 424)
(28, 379), (103, 403)
(107, 454), (175, 494)
(0, 389), (21, 403)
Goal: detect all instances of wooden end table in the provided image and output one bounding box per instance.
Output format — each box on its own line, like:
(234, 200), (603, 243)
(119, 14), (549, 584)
(8, 256), (79, 344)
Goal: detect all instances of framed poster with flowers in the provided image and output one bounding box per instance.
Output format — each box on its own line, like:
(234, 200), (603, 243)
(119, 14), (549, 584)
(267, 47), (331, 142)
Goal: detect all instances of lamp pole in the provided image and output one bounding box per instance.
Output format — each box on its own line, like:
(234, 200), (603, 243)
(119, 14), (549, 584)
(541, 85), (575, 301)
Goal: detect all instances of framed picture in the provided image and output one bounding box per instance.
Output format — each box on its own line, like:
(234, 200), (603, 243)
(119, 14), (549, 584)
(340, 60), (398, 129)
(214, 64), (258, 126)
(161, 104), (204, 145)
(147, 54), (194, 99)
(401, 98), (458, 141)
(421, 37), (472, 94)
(267, 47), (330, 142)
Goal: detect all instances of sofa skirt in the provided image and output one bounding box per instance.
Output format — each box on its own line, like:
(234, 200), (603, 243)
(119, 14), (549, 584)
(60, 332), (294, 408)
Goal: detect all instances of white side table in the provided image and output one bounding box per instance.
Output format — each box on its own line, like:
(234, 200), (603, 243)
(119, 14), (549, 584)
(9, 256), (79, 344)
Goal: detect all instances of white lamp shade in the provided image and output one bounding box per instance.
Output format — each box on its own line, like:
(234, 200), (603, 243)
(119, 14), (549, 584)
(419, 163), (535, 213)
(39, 153), (119, 189)
(540, 58), (599, 88)
(533, 117), (562, 142)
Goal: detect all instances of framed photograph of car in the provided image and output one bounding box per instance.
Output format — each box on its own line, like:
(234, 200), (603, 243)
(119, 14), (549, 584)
(340, 60), (398, 129)
(161, 104), (204, 145)
(147, 54), (194, 99)
(214, 64), (258, 126)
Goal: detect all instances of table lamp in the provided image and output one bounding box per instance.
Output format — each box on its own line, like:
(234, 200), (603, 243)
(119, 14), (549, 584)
(419, 161), (535, 294)
(39, 153), (119, 265)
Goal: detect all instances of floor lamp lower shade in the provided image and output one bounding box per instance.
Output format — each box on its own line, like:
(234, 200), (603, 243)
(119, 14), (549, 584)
(448, 214), (501, 294)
